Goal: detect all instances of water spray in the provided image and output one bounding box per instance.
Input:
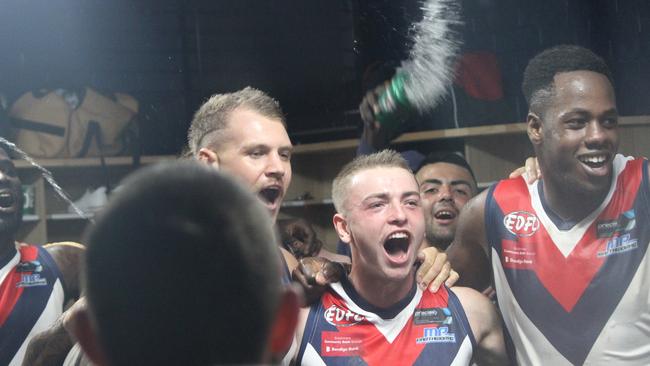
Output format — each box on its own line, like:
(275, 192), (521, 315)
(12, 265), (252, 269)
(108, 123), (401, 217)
(374, 0), (462, 132)
(0, 137), (92, 223)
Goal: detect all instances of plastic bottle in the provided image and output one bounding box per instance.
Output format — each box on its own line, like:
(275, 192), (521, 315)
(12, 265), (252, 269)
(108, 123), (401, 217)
(375, 72), (413, 134)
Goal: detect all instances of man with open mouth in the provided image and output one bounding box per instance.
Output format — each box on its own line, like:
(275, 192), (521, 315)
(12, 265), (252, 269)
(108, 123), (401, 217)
(448, 45), (650, 365)
(0, 147), (84, 366)
(187, 87), (454, 288)
(291, 150), (506, 365)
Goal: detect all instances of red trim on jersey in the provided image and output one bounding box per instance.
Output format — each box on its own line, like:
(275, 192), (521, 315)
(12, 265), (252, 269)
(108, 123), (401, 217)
(494, 159), (643, 312)
(321, 287), (451, 366)
(0, 245), (38, 326)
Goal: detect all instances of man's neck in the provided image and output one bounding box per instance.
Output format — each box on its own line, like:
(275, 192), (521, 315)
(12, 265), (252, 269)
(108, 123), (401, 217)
(348, 268), (415, 309)
(541, 178), (610, 223)
(0, 235), (16, 261)
(423, 238), (451, 251)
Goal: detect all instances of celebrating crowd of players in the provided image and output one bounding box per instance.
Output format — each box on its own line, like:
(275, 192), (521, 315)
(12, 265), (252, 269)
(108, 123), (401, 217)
(1, 44), (649, 365)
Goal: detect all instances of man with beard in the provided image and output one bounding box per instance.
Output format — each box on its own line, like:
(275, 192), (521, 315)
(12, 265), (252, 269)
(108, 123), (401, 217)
(415, 152), (477, 250)
(292, 150), (506, 365)
(448, 45), (650, 364)
(0, 147), (83, 365)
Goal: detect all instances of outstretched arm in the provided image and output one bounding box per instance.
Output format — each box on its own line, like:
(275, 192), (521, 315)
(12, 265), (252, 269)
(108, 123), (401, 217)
(446, 191), (492, 291)
(22, 298), (88, 366)
(22, 243), (86, 366)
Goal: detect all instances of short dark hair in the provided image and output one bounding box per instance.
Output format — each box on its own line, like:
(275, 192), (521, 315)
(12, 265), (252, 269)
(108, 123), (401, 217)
(522, 45), (613, 116)
(416, 151), (476, 184)
(84, 161), (282, 366)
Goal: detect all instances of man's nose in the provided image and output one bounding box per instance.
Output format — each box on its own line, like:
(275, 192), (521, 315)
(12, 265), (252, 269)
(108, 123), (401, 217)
(584, 120), (608, 148)
(266, 153), (286, 178)
(437, 185), (453, 201)
(388, 202), (407, 224)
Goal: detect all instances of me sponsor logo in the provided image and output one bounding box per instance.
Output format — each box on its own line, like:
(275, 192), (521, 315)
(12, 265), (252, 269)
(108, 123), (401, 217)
(416, 326), (456, 344)
(17, 273), (47, 287)
(598, 233), (638, 257)
(503, 211), (540, 237)
(324, 304), (365, 327)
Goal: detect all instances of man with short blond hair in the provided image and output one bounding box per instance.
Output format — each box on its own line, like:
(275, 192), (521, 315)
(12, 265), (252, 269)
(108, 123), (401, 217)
(293, 150), (506, 366)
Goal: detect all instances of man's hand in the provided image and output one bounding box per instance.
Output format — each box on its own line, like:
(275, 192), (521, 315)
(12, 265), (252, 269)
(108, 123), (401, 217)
(358, 82), (407, 150)
(22, 297), (90, 366)
(508, 157), (541, 184)
(292, 257), (348, 306)
(278, 219), (323, 259)
(416, 247), (459, 293)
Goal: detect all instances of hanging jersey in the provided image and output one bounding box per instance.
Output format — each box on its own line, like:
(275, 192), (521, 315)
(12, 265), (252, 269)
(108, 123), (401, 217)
(485, 154), (650, 365)
(296, 276), (476, 365)
(0, 243), (65, 366)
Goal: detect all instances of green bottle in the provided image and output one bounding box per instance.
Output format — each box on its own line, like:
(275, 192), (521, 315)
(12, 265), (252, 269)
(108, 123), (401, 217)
(375, 72), (413, 135)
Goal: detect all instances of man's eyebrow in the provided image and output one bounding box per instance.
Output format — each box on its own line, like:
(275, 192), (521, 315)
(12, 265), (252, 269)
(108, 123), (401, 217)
(402, 191), (421, 199)
(562, 107), (618, 117)
(361, 193), (389, 203)
(420, 179), (473, 187)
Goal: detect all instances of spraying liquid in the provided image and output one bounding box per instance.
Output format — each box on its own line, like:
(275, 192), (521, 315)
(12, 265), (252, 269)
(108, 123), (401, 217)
(375, 0), (462, 131)
(0, 137), (92, 223)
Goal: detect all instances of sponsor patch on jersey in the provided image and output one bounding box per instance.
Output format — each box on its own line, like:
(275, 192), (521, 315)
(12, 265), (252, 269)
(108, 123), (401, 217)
(321, 332), (363, 356)
(596, 210), (636, 238)
(413, 307), (453, 325)
(17, 273), (47, 287)
(503, 211), (540, 237)
(16, 260), (43, 273)
(596, 220), (618, 238)
(597, 233), (638, 257)
(416, 326), (456, 344)
(502, 242), (536, 269)
(324, 304), (365, 327)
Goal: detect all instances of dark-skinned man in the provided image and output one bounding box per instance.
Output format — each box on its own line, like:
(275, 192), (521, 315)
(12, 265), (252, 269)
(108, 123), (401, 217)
(448, 45), (650, 364)
(0, 147), (83, 366)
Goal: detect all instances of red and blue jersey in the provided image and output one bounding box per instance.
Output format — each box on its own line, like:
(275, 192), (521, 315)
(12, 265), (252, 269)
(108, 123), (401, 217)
(296, 276), (476, 365)
(0, 243), (65, 366)
(486, 154), (650, 365)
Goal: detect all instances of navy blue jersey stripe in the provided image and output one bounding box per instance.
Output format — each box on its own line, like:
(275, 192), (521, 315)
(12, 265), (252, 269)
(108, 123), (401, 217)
(0, 249), (60, 365)
(488, 162), (650, 365)
(340, 275), (417, 319)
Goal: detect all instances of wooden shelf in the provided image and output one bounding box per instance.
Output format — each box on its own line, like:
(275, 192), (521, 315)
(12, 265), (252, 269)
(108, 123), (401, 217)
(11, 115), (650, 245)
(23, 214), (40, 222)
(291, 116), (650, 154)
(282, 198), (333, 208)
(14, 155), (174, 169)
(47, 213), (95, 221)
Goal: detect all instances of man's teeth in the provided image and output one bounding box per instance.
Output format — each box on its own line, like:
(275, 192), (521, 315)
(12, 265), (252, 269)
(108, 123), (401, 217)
(388, 232), (408, 240)
(580, 155), (606, 164)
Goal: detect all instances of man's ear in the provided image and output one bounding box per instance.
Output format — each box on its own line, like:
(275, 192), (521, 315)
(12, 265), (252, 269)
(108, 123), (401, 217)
(333, 213), (351, 244)
(268, 287), (300, 358)
(527, 112), (543, 146)
(69, 307), (109, 366)
(197, 148), (219, 168)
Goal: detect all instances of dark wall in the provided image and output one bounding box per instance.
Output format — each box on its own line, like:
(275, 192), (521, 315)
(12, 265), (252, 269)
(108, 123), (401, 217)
(0, 1), (648, 152)
(0, 0), (358, 153)
(462, 0), (650, 120)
